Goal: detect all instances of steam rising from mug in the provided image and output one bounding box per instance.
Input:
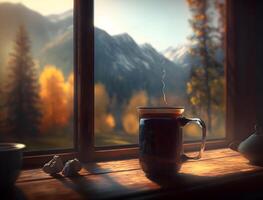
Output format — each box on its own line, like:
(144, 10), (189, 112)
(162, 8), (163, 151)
(161, 59), (168, 105)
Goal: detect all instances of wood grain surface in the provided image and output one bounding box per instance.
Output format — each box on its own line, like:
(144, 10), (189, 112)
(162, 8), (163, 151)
(11, 149), (263, 200)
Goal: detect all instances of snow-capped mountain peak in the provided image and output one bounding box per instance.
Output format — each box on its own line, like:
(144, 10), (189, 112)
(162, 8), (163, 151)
(162, 43), (224, 69)
(163, 44), (190, 62)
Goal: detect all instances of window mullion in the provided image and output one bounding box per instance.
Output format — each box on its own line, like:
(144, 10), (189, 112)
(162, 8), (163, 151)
(77, 0), (95, 162)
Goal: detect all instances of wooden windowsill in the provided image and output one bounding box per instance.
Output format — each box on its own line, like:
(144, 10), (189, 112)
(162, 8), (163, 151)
(14, 148), (263, 199)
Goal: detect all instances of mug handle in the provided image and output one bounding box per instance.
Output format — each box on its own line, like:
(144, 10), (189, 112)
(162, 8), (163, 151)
(178, 117), (206, 161)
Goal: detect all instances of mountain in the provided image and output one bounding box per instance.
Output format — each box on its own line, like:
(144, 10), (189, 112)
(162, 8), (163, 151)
(0, 3), (73, 67)
(39, 27), (73, 74)
(40, 24), (189, 101)
(163, 43), (224, 69)
(94, 28), (188, 102)
(0, 2), (189, 104)
(162, 44), (199, 69)
(0, 3), (57, 57)
(47, 10), (73, 23)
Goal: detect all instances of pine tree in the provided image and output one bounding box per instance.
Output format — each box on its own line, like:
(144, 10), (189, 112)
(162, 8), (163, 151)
(186, 0), (224, 133)
(6, 25), (41, 138)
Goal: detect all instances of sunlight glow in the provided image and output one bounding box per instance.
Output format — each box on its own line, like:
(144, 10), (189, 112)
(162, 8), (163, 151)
(0, 0), (73, 15)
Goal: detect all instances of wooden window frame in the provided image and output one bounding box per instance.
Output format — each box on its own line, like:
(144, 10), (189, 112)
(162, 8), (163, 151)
(22, 0), (255, 167)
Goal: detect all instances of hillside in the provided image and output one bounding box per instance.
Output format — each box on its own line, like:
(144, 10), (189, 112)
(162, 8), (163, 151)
(0, 3), (72, 70)
(0, 2), (189, 103)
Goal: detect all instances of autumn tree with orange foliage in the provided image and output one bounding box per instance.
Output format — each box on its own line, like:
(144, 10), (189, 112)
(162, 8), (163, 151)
(95, 83), (115, 134)
(186, 0), (224, 133)
(65, 73), (74, 120)
(122, 91), (148, 134)
(39, 66), (70, 133)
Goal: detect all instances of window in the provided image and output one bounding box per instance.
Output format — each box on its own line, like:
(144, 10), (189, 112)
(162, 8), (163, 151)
(94, 0), (226, 147)
(1, 0), (246, 165)
(0, 0), (74, 151)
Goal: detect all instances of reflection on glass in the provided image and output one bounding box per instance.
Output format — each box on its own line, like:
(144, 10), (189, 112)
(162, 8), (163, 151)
(0, 0), (74, 150)
(94, 0), (225, 146)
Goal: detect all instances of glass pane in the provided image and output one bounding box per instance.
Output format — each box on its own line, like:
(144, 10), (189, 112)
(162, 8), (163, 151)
(94, 0), (225, 146)
(0, 0), (74, 150)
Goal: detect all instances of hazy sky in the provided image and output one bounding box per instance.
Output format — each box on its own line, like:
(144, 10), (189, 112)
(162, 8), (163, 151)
(2, 0), (192, 51)
(95, 0), (192, 51)
(1, 0), (73, 15)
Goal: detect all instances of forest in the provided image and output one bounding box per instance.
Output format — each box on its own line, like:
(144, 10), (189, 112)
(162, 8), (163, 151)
(0, 0), (225, 149)
(0, 26), (74, 149)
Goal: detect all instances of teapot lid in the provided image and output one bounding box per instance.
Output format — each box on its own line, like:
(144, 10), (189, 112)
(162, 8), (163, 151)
(229, 124), (263, 151)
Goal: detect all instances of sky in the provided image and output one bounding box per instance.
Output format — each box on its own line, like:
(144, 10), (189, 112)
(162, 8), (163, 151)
(0, 0), (73, 15)
(95, 0), (192, 51)
(1, 0), (192, 51)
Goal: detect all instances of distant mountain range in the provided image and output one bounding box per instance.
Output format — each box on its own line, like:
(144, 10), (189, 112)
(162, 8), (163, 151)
(0, 2), (223, 103)
(0, 2), (73, 73)
(94, 27), (188, 101)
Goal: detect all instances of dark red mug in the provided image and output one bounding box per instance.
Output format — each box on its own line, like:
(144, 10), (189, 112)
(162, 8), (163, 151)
(137, 106), (206, 178)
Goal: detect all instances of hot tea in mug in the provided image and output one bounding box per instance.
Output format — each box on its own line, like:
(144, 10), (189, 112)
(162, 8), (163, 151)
(137, 106), (206, 178)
